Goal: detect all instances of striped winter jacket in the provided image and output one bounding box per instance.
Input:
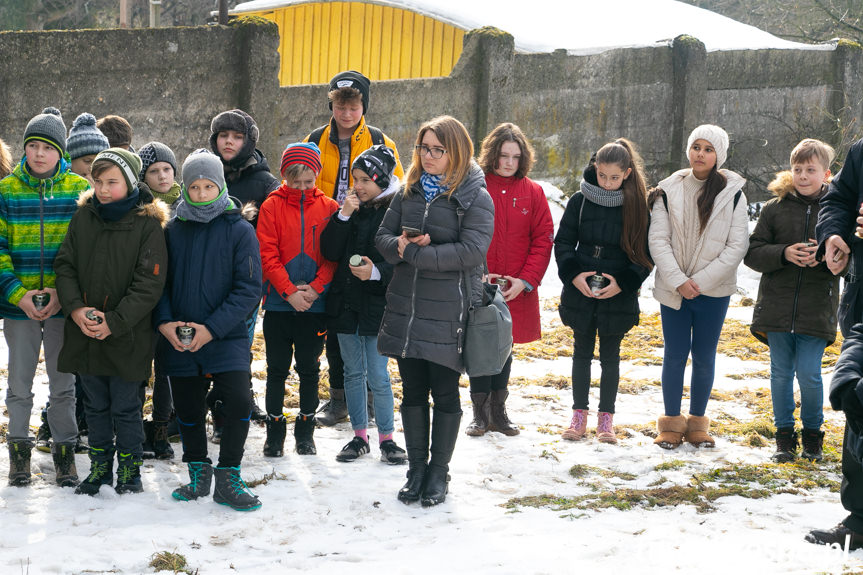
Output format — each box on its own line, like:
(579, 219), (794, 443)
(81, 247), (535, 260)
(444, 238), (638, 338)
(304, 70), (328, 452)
(0, 158), (90, 319)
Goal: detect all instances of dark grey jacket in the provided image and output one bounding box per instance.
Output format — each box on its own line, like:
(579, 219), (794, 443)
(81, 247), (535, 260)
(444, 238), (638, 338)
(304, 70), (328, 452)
(375, 164), (494, 373)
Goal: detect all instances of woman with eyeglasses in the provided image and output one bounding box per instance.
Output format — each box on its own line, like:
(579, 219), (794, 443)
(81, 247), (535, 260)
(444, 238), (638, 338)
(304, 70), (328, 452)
(376, 115), (494, 507)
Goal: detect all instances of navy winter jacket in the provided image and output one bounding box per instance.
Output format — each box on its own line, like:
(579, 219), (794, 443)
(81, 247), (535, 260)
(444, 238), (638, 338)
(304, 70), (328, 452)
(155, 199), (262, 376)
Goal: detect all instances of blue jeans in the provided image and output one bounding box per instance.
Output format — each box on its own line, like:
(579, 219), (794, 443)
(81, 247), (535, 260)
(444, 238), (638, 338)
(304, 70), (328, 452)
(766, 332), (825, 430)
(660, 295), (730, 417)
(338, 331), (394, 435)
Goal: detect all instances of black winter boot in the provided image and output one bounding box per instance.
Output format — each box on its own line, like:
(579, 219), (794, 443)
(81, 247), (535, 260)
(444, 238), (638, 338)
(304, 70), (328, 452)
(398, 405), (430, 504)
(421, 409), (462, 507)
(771, 427), (798, 463)
(115, 452), (143, 494)
(263, 415), (287, 457)
(465, 392), (491, 436)
(51, 442), (79, 487)
(801, 427), (825, 462)
(316, 388), (348, 427)
(213, 466), (261, 511)
(8, 440), (33, 486)
(36, 406), (52, 453)
(489, 389), (519, 436)
(172, 462), (213, 501)
(152, 421), (174, 460)
(294, 413), (317, 455)
(76, 446), (114, 495)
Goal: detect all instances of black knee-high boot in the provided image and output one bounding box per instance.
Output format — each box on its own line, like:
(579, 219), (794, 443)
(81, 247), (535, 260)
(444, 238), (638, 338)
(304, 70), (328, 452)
(421, 409), (462, 507)
(397, 405), (430, 503)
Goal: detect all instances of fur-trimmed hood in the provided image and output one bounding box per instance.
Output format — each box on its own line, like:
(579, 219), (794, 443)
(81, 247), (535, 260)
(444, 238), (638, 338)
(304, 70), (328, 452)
(78, 183), (170, 228)
(767, 170), (828, 201)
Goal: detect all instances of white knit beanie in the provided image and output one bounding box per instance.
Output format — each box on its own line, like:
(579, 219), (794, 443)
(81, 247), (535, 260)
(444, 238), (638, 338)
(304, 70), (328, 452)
(687, 124), (729, 169)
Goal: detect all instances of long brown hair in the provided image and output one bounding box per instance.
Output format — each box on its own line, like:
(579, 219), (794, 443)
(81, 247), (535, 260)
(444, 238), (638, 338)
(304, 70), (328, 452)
(477, 122), (535, 179)
(696, 166), (728, 232)
(595, 138), (652, 270)
(405, 115), (473, 196)
(0, 138), (11, 180)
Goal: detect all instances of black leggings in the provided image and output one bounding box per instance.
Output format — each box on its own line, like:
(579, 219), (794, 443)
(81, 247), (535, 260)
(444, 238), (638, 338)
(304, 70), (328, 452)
(397, 357), (461, 413)
(571, 328), (624, 414)
(263, 311), (326, 416)
(171, 371), (251, 468)
(468, 354), (513, 394)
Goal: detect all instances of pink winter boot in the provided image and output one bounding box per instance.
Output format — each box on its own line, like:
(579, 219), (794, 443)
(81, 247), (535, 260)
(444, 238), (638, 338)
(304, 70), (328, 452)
(596, 412), (617, 444)
(562, 409), (588, 441)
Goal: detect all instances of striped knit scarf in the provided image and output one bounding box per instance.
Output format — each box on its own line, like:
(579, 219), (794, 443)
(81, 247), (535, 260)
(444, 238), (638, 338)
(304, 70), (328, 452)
(420, 172), (448, 203)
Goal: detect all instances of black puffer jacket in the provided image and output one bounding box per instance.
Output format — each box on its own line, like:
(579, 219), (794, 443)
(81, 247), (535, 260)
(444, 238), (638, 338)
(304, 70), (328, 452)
(554, 173), (651, 336)
(746, 172), (839, 345)
(817, 138), (863, 336)
(320, 184), (397, 335)
(828, 323), (863, 463)
(222, 149), (279, 228)
(375, 164), (494, 373)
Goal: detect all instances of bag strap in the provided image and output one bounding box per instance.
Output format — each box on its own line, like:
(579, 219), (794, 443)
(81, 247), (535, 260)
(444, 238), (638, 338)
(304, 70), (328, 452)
(309, 125), (327, 147)
(367, 125), (385, 146)
(662, 189), (740, 212)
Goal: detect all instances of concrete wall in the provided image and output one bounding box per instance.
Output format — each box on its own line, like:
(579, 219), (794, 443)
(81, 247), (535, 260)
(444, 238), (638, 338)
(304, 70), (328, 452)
(1, 20), (861, 201)
(0, 17), (281, 172)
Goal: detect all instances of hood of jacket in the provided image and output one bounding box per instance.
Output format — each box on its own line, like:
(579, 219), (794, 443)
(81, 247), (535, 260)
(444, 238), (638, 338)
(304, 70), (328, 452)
(269, 182), (328, 206)
(767, 170), (828, 202)
(78, 183), (170, 227)
(224, 148), (272, 182)
(13, 155), (75, 188)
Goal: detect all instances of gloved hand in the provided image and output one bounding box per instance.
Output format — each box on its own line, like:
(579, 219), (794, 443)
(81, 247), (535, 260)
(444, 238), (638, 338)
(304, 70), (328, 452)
(843, 385), (863, 435)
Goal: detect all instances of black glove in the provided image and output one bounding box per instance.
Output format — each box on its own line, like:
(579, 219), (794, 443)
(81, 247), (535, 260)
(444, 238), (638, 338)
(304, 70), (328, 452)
(843, 385), (863, 435)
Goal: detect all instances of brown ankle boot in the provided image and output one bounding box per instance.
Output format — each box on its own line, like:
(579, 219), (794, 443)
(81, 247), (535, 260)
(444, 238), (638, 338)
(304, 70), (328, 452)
(685, 414), (715, 448)
(464, 393), (491, 437)
(489, 389), (519, 436)
(654, 415), (687, 449)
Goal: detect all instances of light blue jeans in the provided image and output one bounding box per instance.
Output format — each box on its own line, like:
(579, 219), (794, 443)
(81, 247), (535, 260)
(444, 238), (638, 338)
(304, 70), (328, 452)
(767, 332), (826, 430)
(338, 331), (394, 434)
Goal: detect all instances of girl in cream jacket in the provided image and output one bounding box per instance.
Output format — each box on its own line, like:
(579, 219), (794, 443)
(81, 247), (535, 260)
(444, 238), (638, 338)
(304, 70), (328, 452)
(648, 124), (749, 450)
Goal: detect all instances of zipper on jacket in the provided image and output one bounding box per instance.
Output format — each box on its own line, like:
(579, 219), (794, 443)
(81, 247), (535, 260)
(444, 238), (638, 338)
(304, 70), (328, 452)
(39, 182), (45, 289)
(457, 269), (465, 353)
(400, 193), (443, 358)
(789, 204), (812, 334)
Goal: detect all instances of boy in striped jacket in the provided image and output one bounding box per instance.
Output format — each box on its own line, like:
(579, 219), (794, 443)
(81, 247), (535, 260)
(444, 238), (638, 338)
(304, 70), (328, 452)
(0, 107), (90, 487)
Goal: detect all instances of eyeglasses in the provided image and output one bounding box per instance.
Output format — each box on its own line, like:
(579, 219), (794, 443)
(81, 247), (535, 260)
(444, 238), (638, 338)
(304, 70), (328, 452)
(415, 145), (447, 159)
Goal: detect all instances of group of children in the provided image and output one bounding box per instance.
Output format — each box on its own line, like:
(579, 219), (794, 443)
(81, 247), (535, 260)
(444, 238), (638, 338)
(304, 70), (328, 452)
(0, 70), (858, 524)
(0, 71), (414, 512)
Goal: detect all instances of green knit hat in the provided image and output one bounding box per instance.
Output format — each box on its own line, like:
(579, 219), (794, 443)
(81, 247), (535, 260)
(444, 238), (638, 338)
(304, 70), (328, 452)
(93, 148), (142, 193)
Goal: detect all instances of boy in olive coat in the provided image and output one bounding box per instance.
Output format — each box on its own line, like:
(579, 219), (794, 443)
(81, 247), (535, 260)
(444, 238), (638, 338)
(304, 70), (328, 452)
(55, 148), (168, 496)
(745, 139), (837, 463)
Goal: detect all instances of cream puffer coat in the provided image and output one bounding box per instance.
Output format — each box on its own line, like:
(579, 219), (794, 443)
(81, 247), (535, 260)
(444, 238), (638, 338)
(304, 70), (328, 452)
(648, 168), (749, 310)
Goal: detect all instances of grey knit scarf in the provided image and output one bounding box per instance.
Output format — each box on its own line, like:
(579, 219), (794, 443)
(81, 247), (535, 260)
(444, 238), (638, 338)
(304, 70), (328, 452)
(580, 179), (624, 207)
(175, 187), (233, 223)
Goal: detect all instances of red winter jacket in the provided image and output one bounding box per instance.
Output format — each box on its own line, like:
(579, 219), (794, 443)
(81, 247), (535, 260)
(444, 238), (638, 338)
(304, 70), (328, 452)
(485, 172), (554, 343)
(257, 183), (339, 312)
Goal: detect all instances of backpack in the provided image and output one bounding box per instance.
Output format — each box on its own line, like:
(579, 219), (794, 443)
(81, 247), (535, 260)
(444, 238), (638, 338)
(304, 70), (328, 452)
(660, 189), (743, 212)
(308, 124), (385, 149)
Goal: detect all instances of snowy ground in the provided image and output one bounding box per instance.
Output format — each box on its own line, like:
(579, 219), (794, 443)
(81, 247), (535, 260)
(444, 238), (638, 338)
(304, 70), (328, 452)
(1, 184), (861, 574)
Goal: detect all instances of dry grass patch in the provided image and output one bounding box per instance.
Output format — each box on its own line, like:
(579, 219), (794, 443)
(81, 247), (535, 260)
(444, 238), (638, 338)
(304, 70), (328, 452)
(149, 550), (196, 574)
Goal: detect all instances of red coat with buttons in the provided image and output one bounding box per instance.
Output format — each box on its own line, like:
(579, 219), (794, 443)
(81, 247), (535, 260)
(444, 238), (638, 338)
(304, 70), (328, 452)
(485, 172), (554, 344)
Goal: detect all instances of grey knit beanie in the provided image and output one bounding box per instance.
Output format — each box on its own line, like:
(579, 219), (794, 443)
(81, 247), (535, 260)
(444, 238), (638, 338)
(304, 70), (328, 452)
(138, 141), (177, 181)
(24, 107), (67, 155)
(93, 148), (142, 193)
(67, 113), (109, 160)
(687, 124), (729, 169)
(182, 149), (226, 191)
